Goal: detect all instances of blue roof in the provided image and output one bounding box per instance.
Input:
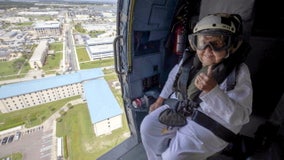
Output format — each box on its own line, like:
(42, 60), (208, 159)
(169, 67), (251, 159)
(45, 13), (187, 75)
(0, 68), (104, 99)
(0, 68), (122, 124)
(83, 78), (122, 123)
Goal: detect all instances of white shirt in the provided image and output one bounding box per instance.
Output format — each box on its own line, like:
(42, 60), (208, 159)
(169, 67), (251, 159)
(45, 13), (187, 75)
(159, 63), (253, 134)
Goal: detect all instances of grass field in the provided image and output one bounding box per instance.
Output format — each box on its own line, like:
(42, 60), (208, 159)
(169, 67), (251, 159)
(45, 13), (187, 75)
(76, 46), (90, 62)
(0, 39), (127, 159)
(0, 57), (30, 81)
(0, 96), (80, 131)
(0, 42), (63, 81)
(56, 104), (130, 159)
(42, 42), (63, 74)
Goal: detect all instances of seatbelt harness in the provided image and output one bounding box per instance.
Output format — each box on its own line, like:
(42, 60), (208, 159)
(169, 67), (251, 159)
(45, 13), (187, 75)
(193, 66), (239, 143)
(192, 110), (237, 142)
(172, 49), (240, 143)
(191, 67), (239, 143)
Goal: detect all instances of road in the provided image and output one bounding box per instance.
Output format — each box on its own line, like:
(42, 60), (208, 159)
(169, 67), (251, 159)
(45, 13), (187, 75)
(64, 22), (79, 72)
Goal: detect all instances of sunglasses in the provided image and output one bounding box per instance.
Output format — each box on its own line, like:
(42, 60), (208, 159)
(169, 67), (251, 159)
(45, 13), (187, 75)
(189, 34), (233, 51)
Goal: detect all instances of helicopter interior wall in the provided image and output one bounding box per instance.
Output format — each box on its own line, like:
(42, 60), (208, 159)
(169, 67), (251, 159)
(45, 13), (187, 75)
(270, 93), (284, 125)
(238, 36), (284, 137)
(128, 0), (180, 99)
(199, 0), (255, 41)
(123, 1), (183, 145)
(245, 37), (284, 119)
(133, 0), (178, 33)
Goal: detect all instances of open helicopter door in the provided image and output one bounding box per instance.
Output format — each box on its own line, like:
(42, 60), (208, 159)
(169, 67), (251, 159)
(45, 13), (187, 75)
(100, 0), (187, 159)
(100, 0), (284, 159)
(113, 0), (182, 143)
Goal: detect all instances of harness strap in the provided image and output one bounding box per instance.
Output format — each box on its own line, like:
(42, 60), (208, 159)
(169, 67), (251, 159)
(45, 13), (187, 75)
(173, 49), (202, 100)
(226, 65), (238, 91)
(172, 47), (245, 142)
(192, 110), (237, 143)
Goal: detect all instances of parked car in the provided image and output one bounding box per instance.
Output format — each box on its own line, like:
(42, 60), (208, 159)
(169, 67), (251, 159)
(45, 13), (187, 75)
(14, 131), (21, 141)
(1, 136), (8, 145)
(7, 135), (14, 143)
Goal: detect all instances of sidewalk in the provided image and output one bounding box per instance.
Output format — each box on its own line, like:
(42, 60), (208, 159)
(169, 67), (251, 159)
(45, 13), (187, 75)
(45, 98), (84, 160)
(0, 70), (56, 85)
(43, 98), (84, 160)
(42, 98), (84, 132)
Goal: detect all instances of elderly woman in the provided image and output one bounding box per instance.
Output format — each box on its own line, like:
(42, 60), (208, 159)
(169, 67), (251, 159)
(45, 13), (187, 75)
(140, 13), (253, 160)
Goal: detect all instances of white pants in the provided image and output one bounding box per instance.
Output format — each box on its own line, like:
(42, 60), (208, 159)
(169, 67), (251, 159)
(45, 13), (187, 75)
(140, 105), (228, 160)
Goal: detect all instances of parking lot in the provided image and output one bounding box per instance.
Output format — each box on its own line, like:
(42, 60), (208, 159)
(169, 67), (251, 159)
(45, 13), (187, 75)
(0, 100), (83, 160)
(0, 126), (53, 160)
(1, 131), (21, 146)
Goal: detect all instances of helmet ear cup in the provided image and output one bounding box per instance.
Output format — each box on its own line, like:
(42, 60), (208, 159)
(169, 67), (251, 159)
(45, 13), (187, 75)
(188, 34), (196, 51)
(230, 36), (238, 48)
(228, 38), (243, 54)
(230, 14), (243, 36)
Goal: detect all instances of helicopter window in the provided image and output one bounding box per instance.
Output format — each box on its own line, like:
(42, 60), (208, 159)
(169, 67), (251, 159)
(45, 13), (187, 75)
(134, 31), (160, 56)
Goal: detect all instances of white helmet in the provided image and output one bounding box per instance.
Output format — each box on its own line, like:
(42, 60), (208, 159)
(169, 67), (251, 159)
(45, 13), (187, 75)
(193, 13), (242, 36)
(189, 13), (243, 53)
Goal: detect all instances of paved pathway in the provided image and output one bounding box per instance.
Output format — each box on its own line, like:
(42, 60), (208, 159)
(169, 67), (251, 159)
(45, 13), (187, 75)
(41, 98), (85, 160)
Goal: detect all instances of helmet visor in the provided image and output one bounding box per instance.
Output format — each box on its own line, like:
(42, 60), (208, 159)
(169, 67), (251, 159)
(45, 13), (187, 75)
(190, 34), (232, 51)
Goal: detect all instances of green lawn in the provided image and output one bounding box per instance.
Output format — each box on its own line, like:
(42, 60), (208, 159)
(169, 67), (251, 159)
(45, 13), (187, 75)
(0, 96), (80, 131)
(0, 57), (30, 81)
(54, 69), (129, 160)
(0, 42), (62, 81)
(41, 53), (62, 73)
(0, 92), (129, 160)
(0, 60), (20, 75)
(56, 104), (130, 159)
(42, 42), (63, 74)
(80, 58), (115, 69)
(0, 68), (128, 160)
(0, 42), (114, 80)
(77, 46), (90, 62)
(0, 152), (22, 160)
(50, 42), (63, 51)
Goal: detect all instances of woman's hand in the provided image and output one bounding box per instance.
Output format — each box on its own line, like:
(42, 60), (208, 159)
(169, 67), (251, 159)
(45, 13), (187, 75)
(149, 97), (165, 113)
(194, 65), (217, 93)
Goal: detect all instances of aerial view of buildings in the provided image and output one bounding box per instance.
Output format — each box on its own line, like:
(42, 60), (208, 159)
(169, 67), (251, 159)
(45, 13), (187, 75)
(0, 1), (126, 160)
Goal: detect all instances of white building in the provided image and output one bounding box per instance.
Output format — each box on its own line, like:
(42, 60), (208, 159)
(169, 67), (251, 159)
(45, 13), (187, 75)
(84, 78), (122, 136)
(0, 68), (122, 136)
(0, 17), (30, 23)
(18, 11), (59, 16)
(0, 49), (10, 62)
(85, 37), (114, 60)
(33, 21), (62, 37)
(87, 44), (113, 60)
(29, 40), (49, 69)
(82, 24), (115, 32)
(0, 31), (18, 42)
